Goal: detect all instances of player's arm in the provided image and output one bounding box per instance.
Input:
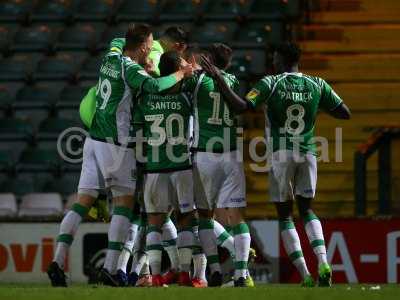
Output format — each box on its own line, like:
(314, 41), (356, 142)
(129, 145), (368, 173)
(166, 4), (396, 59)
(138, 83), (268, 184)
(319, 79), (351, 120)
(148, 48), (162, 76)
(200, 55), (249, 113)
(109, 38), (125, 54)
(125, 60), (193, 94)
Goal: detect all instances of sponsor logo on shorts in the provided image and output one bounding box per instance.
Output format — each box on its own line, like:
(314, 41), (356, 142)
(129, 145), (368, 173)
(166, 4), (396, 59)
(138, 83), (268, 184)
(179, 202), (190, 208)
(303, 189), (314, 194)
(230, 197), (245, 203)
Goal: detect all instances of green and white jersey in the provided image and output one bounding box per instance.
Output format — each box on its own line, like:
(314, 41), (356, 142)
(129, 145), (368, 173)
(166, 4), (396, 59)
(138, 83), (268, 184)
(134, 90), (192, 172)
(185, 70), (239, 153)
(89, 38), (178, 144)
(246, 72), (343, 155)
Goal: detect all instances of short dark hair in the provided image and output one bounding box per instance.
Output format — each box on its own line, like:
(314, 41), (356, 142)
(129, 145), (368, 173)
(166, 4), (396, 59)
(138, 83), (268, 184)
(125, 23), (152, 50)
(163, 26), (188, 44)
(159, 51), (181, 77)
(275, 42), (302, 67)
(208, 43), (233, 70)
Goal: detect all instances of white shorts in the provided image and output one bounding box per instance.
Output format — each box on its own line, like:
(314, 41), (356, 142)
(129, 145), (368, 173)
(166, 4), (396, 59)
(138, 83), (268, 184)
(144, 169), (195, 214)
(269, 150), (317, 202)
(193, 150), (246, 210)
(78, 137), (136, 196)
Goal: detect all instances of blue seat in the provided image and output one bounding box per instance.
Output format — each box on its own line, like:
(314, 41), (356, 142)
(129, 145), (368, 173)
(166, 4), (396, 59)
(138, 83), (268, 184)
(234, 21), (285, 47)
(0, 118), (34, 142)
(74, 0), (116, 22)
(116, 0), (159, 22)
(31, 0), (72, 22)
(39, 174), (80, 196)
(79, 55), (102, 80)
(227, 50), (266, 79)
(35, 54), (77, 81)
(14, 84), (59, 110)
(56, 24), (102, 51)
(12, 25), (54, 52)
(18, 146), (61, 173)
(160, 0), (201, 21)
(248, 0), (299, 19)
(0, 86), (13, 113)
(0, 55), (33, 82)
(0, 176), (35, 196)
(0, 0), (33, 22)
(203, 0), (251, 20)
(57, 84), (91, 109)
(190, 22), (237, 44)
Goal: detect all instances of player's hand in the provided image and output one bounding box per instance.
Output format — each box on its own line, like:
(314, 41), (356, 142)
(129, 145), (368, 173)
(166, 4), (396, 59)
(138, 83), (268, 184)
(180, 59), (195, 77)
(200, 55), (221, 78)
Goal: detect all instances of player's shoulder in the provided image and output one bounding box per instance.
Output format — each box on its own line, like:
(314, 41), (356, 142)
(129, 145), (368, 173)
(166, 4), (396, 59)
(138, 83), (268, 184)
(257, 74), (281, 88)
(301, 73), (326, 88)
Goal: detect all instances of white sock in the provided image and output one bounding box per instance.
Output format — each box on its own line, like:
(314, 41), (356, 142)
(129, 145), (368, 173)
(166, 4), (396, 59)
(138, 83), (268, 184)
(117, 222), (139, 273)
(54, 203), (88, 269)
(213, 220), (235, 259)
(146, 225), (163, 275)
(280, 220), (310, 279)
(131, 251), (147, 275)
(103, 207), (131, 274)
(198, 218), (220, 273)
(141, 254), (150, 275)
(162, 218), (180, 271)
(304, 213), (328, 268)
(193, 253), (207, 281)
(130, 225), (147, 274)
(177, 229), (194, 272)
(232, 223), (251, 280)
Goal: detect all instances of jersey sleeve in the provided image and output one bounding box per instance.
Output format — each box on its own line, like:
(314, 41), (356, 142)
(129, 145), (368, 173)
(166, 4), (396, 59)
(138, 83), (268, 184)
(109, 38), (125, 54)
(124, 59), (178, 93)
(245, 76), (273, 108)
(319, 79), (343, 111)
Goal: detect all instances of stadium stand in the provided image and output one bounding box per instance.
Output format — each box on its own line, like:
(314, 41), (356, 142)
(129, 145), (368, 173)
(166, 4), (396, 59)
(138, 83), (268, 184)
(18, 192), (63, 217)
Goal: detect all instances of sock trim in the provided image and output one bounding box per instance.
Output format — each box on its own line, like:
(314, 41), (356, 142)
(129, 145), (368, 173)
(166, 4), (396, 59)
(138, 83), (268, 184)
(113, 206), (133, 220)
(131, 213), (141, 224)
(177, 227), (193, 233)
(192, 245), (203, 255)
(57, 234), (73, 245)
(232, 222), (250, 235)
(207, 254), (219, 264)
(234, 261), (248, 270)
(146, 244), (163, 251)
(71, 203), (89, 218)
(163, 239), (177, 246)
(289, 250), (304, 261)
(279, 220), (295, 231)
(178, 245), (194, 249)
(303, 212), (319, 224)
(217, 230), (231, 245)
(147, 225), (162, 234)
(108, 241), (123, 251)
(311, 239), (325, 248)
(199, 218), (214, 230)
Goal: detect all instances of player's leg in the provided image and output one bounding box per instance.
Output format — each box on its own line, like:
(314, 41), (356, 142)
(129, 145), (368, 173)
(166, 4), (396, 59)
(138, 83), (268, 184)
(143, 173), (170, 287)
(97, 143), (136, 286)
(191, 216), (207, 287)
(296, 154), (331, 287)
(214, 209), (235, 259)
(218, 151), (250, 287)
(271, 151), (314, 287)
(171, 169), (196, 286)
(193, 152), (223, 286)
(161, 215), (180, 284)
(48, 137), (98, 287)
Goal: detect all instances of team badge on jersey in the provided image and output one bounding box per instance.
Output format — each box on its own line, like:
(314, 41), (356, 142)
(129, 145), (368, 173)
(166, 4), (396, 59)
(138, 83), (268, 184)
(246, 88), (260, 101)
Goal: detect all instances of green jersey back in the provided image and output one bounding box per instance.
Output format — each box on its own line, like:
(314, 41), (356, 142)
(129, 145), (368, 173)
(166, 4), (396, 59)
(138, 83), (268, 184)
(135, 91), (192, 172)
(246, 72), (342, 155)
(185, 71), (239, 152)
(89, 39), (152, 144)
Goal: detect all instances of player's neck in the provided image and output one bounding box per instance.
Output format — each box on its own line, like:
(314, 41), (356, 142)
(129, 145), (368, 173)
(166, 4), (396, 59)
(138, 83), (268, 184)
(282, 65), (299, 74)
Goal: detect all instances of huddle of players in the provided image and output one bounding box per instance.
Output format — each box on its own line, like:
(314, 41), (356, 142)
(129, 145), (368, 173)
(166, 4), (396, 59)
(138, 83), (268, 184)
(47, 21), (351, 288)
(47, 23), (251, 288)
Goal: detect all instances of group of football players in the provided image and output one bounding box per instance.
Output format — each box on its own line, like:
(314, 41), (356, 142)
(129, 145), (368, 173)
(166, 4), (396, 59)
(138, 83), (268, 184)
(47, 22), (351, 289)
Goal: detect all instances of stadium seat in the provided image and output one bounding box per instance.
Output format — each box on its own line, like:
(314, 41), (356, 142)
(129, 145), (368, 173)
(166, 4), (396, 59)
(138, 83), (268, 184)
(0, 55), (33, 82)
(0, 0), (33, 22)
(235, 21), (285, 47)
(248, 0), (299, 19)
(34, 54), (77, 81)
(0, 118), (34, 141)
(74, 0), (116, 22)
(203, 0), (251, 20)
(79, 55), (102, 80)
(160, 0), (201, 21)
(0, 193), (17, 217)
(14, 84), (58, 110)
(190, 22), (237, 44)
(227, 50), (266, 78)
(0, 86), (13, 114)
(57, 84), (92, 109)
(18, 193), (63, 217)
(11, 25), (54, 52)
(38, 117), (78, 136)
(31, 0), (73, 23)
(98, 25), (126, 50)
(0, 149), (16, 172)
(116, 0), (159, 22)
(0, 176), (35, 196)
(40, 174), (79, 196)
(17, 146), (60, 172)
(56, 24), (103, 51)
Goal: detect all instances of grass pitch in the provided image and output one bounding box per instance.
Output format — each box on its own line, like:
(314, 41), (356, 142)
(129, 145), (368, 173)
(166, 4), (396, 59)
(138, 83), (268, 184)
(0, 284), (398, 300)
